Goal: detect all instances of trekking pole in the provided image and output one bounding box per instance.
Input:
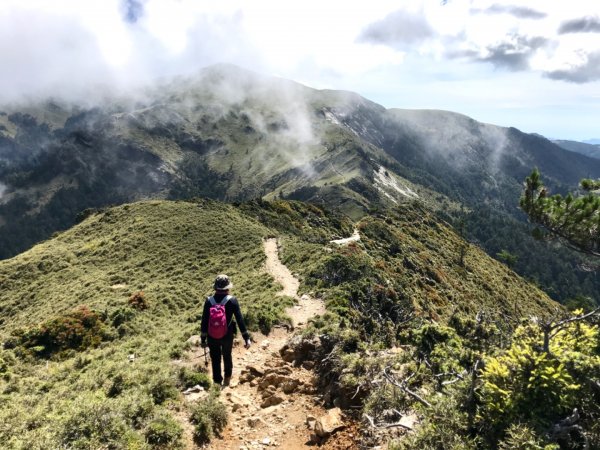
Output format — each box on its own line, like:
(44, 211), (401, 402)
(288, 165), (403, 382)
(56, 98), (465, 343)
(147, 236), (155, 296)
(203, 348), (209, 368)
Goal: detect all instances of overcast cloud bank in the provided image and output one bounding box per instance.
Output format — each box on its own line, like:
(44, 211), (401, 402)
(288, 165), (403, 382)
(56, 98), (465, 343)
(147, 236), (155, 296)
(0, 0), (599, 139)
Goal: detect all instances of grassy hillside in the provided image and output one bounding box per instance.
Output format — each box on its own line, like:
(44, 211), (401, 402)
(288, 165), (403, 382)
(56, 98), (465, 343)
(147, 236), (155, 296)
(0, 200), (293, 449)
(280, 202), (558, 331)
(0, 198), (563, 448)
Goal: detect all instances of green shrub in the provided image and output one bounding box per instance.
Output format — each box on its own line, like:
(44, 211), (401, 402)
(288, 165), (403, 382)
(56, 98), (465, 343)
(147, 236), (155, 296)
(178, 367), (211, 389)
(389, 392), (478, 450)
(190, 392), (228, 444)
(120, 391), (155, 428)
(107, 373), (130, 397)
(13, 305), (107, 358)
(0, 350), (14, 380)
(60, 399), (131, 449)
(498, 424), (559, 450)
(110, 307), (136, 327)
(148, 377), (179, 405)
(310, 253), (374, 288)
(169, 344), (184, 359)
(478, 315), (600, 445)
(193, 414), (213, 444)
(144, 410), (183, 448)
(245, 299), (293, 335)
(409, 323), (467, 375)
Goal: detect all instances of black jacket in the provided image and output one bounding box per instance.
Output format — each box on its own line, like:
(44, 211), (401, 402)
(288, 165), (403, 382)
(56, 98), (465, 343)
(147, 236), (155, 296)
(200, 293), (249, 340)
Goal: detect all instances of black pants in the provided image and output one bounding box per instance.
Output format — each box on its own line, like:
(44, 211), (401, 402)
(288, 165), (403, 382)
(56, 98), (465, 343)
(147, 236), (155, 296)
(207, 333), (234, 384)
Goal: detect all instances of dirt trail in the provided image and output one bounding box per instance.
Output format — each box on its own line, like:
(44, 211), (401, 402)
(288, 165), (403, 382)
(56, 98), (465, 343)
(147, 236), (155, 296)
(180, 238), (334, 449)
(330, 229), (360, 246)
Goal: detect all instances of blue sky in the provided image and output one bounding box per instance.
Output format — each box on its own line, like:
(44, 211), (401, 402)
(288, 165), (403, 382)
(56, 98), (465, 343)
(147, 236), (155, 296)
(1, 0), (599, 140)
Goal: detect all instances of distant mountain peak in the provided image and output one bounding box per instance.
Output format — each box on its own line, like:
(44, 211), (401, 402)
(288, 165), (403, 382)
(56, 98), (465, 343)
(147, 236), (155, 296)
(583, 138), (600, 145)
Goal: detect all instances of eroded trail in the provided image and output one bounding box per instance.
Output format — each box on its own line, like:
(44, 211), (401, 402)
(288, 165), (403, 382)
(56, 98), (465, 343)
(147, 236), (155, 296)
(181, 238), (332, 449)
(263, 238), (326, 327)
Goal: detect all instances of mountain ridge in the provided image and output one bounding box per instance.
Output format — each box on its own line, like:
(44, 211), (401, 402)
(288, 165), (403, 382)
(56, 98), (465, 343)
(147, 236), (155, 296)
(1, 64), (599, 305)
(553, 139), (600, 160)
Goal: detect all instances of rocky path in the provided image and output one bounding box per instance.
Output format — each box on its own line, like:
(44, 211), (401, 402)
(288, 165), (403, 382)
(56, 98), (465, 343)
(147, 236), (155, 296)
(180, 238), (352, 449)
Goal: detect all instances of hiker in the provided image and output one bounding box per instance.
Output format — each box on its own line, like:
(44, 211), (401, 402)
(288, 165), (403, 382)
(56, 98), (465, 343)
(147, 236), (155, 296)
(200, 274), (251, 386)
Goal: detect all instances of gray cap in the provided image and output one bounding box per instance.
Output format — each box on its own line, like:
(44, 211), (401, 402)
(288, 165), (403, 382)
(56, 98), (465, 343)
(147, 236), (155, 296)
(214, 274), (233, 290)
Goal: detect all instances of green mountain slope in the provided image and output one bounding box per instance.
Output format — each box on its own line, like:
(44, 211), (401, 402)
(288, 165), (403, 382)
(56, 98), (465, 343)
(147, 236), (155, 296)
(553, 139), (600, 160)
(1, 64), (599, 306)
(0, 198), (560, 448)
(0, 65), (433, 258)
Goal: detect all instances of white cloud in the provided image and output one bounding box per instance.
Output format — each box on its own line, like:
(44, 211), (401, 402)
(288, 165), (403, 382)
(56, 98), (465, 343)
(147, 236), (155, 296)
(0, 0), (598, 138)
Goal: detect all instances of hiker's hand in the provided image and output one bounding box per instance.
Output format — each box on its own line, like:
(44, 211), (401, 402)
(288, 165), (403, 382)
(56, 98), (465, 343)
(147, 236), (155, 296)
(244, 339), (252, 349)
(201, 338), (207, 348)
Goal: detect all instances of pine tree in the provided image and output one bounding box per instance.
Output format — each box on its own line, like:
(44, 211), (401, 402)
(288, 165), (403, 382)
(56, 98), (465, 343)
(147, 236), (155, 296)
(520, 169), (600, 257)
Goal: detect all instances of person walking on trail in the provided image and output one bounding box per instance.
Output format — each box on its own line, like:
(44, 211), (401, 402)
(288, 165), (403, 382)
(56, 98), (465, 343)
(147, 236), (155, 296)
(201, 274), (251, 386)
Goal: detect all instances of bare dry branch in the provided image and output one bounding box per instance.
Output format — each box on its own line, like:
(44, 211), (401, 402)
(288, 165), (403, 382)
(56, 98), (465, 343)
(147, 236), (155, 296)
(383, 367), (432, 408)
(363, 412), (414, 431)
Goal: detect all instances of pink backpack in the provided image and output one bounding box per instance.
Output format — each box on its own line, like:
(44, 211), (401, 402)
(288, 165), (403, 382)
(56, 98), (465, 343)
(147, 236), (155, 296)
(207, 295), (231, 339)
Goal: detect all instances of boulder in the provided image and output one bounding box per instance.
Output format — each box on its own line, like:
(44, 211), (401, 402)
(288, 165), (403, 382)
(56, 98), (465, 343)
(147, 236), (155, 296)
(302, 361), (315, 370)
(315, 408), (345, 438)
(260, 393), (285, 408)
(281, 347), (296, 363)
(240, 364), (267, 384)
(281, 379), (302, 394)
(247, 416), (268, 428)
(225, 392), (251, 412)
(279, 335), (319, 364)
(247, 364), (265, 376)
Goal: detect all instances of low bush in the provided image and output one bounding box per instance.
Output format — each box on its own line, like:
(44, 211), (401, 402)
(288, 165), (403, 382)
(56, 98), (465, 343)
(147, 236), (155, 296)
(245, 296), (294, 334)
(144, 410), (183, 448)
(178, 366), (211, 389)
(0, 350), (13, 379)
(148, 377), (179, 405)
(478, 314), (600, 447)
(120, 391), (155, 429)
(110, 307), (136, 327)
(12, 305), (107, 358)
(190, 390), (228, 444)
(59, 399), (131, 449)
(498, 424), (559, 450)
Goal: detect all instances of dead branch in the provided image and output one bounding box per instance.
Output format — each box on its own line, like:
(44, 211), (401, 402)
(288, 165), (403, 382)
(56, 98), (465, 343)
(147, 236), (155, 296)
(542, 307), (600, 353)
(549, 307), (600, 337)
(433, 370), (465, 380)
(441, 377), (463, 386)
(550, 409), (590, 450)
(381, 421), (413, 431)
(364, 413), (376, 428)
(383, 367), (432, 408)
(363, 413), (414, 431)
(351, 383), (363, 399)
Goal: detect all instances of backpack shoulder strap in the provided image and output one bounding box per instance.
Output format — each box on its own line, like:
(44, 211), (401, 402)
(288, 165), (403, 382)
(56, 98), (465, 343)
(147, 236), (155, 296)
(221, 295), (232, 306)
(208, 296), (216, 306)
